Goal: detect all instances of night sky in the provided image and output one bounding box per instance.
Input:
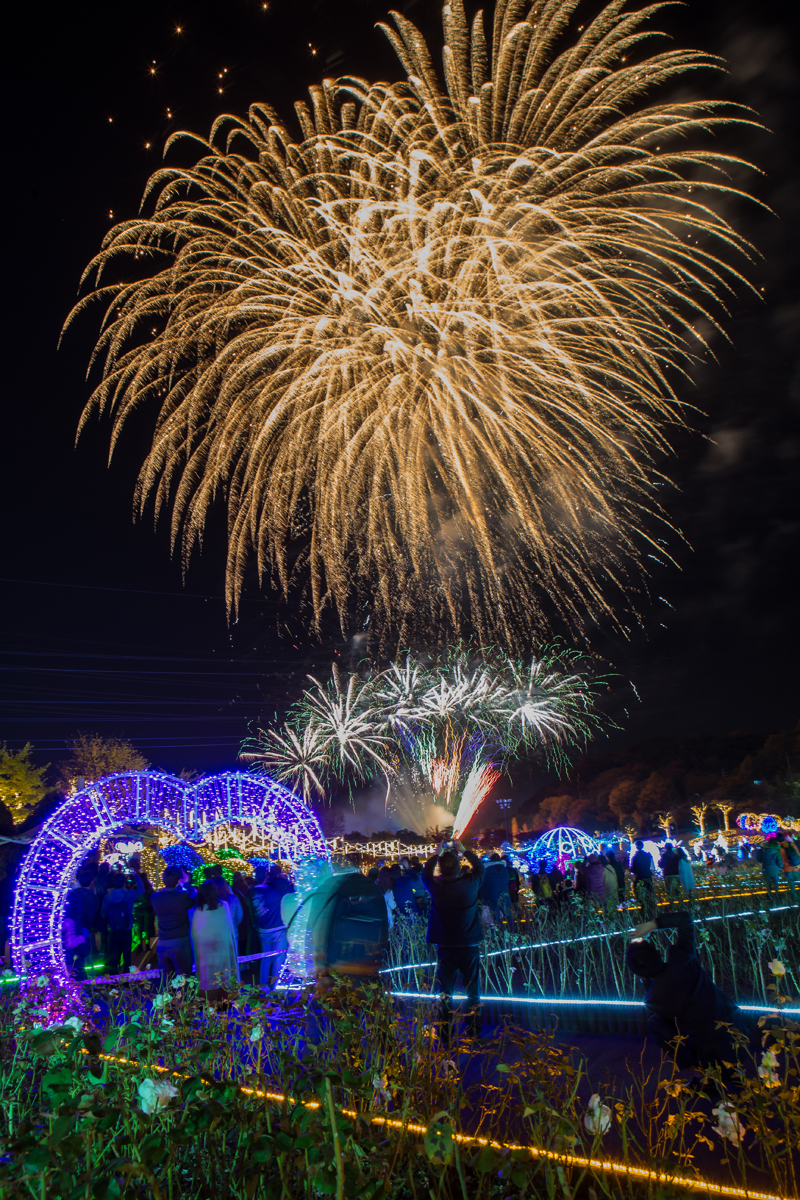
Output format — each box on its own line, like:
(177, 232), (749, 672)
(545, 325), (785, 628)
(2, 0), (799, 782)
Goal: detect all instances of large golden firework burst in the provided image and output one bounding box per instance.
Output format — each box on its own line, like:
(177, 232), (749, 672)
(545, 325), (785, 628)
(72, 0), (756, 648)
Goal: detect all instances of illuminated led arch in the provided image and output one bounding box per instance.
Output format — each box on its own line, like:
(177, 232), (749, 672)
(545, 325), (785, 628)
(12, 770), (328, 976)
(525, 826), (601, 869)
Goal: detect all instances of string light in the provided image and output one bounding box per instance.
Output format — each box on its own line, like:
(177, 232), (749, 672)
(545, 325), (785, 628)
(11, 770), (328, 976)
(389, 990), (800, 1018)
(82, 1049), (784, 1200)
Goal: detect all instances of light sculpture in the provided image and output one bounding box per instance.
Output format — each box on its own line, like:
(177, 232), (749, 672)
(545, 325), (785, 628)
(737, 812), (799, 836)
(525, 826), (600, 871)
(11, 770), (328, 976)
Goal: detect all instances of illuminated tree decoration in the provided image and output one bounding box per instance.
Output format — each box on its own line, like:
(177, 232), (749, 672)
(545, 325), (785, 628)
(159, 843), (204, 873)
(11, 770), (327, 976)
(526, 825), (600, 871)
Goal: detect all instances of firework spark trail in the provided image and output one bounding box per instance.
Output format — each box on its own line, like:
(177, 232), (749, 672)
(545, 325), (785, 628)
(71, 0), (758, 649)
(452, 762), (502, 839)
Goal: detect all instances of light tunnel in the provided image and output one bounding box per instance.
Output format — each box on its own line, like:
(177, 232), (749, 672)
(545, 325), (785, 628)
(11, 770), (328, 975)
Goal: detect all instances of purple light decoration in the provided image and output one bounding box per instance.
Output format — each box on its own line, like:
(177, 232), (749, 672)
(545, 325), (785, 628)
(12, 770), (328, 976)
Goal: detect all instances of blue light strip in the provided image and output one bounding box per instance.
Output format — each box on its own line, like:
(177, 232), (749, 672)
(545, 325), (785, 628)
(389, 990), (800, 1017)
(380, 901), (800, 975)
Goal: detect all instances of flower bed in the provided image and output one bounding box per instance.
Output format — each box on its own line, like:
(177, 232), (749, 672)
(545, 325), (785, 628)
(1, 962), (798, 1198)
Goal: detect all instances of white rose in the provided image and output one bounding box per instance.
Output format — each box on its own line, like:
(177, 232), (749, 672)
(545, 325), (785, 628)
(138, 1077), (179, 1115)
(712, 1105), (746, 1145)
(583, 1094), (611, 1135)
(250, 1024), (264, 1043)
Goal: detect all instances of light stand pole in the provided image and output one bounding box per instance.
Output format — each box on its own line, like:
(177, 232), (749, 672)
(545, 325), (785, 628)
(496, 797), (513, 844)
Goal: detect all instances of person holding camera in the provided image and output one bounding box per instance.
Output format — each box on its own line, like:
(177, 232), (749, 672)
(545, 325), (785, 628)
(422, 839), (486, 1043)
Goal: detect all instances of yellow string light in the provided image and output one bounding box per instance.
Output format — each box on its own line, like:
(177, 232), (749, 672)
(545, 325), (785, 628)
(84, 1051), (782, 1199)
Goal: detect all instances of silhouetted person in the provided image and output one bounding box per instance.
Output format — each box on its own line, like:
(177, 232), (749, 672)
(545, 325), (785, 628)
(102, 869), (144, 975)
(606, 851), (626, 902)
(391, 860), (426, 918)
(626, 912), (755, 1071)
(584, 853), (606, 901)
(631, 840), (655, 915)
(422, 840), (485, 1042)
(64, 869), (98, 979)
(757, 836), (784, 902)
(478, 853), (511, 920)
(151, 867), (195, 988)
(249, 864), (295, 988)
(777, 832), (799, 898)
(660, 843), (681, 896)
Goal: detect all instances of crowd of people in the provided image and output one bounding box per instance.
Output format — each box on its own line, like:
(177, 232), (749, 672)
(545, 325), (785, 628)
(367, 851), (521, 930)
(60, 826), (797, 1057)
(63, 857), (296, 1000)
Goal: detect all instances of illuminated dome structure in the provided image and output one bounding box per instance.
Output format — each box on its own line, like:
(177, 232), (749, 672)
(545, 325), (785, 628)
(525, 826), (601, 871)
(12, 770), (327, 976)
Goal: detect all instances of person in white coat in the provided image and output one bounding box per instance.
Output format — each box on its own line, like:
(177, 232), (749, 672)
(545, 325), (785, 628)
(190, 881), (240, 1000)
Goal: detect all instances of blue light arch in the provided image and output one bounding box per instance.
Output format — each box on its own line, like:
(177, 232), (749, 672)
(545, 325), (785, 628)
(12, 770), (328, 976)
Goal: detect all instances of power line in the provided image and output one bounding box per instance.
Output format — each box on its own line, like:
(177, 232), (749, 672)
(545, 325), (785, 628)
(0, 576), (278, 605)
(0, 648), (285, 665)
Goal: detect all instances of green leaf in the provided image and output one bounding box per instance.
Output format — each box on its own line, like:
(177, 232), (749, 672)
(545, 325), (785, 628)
(473, 1144), (501, 1174)
(138, 1133), (167, 1167)
(51, 1114), (77, 1145)
(42, 1068), (74, 1098)
(103, 1028), (122, 1054)
(22, 1146), (51, 1173)
(315, 1167), (339, 1195)
(251, 1135), (274, 1163)
(92, 1177), (122, 1200)
(423, 1112), (454, 1167)
(29, 1030), (62, 1057)
(83, 1034), (102, 1056)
